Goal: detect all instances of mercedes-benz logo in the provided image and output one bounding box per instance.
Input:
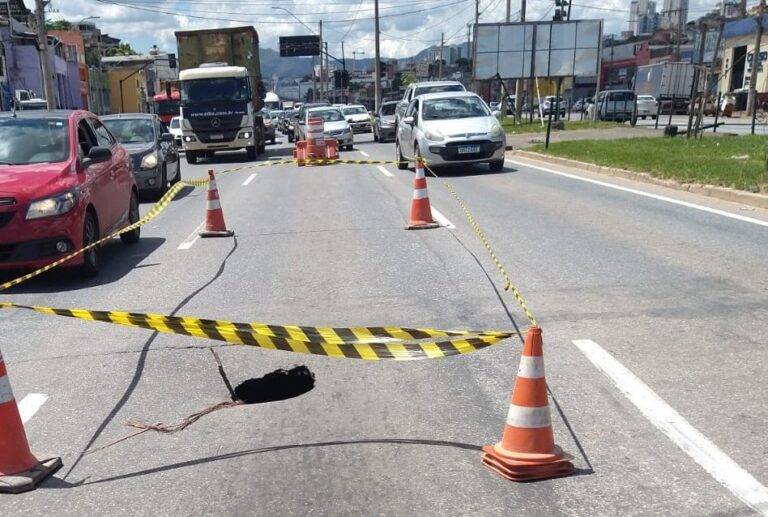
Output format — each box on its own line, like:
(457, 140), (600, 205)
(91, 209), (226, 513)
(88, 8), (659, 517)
(211, 117), (221, 128)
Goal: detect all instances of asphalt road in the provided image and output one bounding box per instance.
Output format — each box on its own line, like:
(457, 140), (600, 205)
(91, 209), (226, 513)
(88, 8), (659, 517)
(1, 129), (767, 516)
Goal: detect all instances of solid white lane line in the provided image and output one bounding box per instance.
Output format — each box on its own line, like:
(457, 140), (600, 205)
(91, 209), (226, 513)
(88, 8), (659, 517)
(177, 221), (205, 250)
(573, 339), (768, 516)
(359, 150), (370, 157)
(431, 207), (456, 229)
(242, 173), (257, 186)
(18, 393), (48, 424)
(508, 159), (768, 228)
(376, 165), (394, 177)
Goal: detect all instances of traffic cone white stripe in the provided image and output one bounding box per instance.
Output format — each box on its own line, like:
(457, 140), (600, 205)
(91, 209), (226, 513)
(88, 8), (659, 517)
(207, 198), (222, 210)
(0, 375), (13, 404)
(505, 404), (552, 428)
(413, 188), (429, 200)
(517, 356), (546, 379)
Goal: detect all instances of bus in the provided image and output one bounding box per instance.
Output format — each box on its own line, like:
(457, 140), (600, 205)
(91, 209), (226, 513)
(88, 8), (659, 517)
(151, 90), (181, 124)
(264, 91), (281, 111)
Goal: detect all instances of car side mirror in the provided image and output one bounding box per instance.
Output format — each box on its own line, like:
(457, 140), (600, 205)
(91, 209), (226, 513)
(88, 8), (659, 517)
(403, 116), (415, 125)
(83, 146), (112, 168)
(161, 133), (174, 142)
(347, 118), (354, 122)
(492, 110), (502, 119)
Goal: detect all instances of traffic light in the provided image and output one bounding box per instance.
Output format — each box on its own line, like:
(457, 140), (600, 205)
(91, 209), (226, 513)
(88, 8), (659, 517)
(168, 53), (177, 69)
(553, 0), (569, 21)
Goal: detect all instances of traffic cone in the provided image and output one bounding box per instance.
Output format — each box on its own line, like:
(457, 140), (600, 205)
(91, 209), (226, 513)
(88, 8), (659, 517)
(405, 159), (439, 230)
(199, 170), (234, 238)
(0, 349), (62, 493)
(481, 327), (574, 481)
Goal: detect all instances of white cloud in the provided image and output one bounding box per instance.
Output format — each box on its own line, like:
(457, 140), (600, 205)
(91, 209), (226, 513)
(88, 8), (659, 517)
(42, 0), (733, 64)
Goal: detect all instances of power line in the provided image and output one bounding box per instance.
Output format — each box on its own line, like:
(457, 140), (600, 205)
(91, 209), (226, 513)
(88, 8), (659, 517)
(95, 0), (472, 23)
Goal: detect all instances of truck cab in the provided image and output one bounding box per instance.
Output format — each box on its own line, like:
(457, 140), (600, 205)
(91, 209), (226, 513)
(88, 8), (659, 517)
(179, 64), (264, 163)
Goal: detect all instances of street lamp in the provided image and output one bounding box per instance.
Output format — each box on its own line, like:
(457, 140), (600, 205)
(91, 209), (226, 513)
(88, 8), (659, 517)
(272, 6), (323, 101)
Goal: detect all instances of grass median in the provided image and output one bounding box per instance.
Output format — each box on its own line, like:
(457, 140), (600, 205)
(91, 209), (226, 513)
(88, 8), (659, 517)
(530, 135), (768, 193)
(501, 117), (624, 134)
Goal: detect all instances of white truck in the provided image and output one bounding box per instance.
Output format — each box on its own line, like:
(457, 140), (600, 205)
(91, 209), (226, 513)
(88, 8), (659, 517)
(175, 27), (266, 164)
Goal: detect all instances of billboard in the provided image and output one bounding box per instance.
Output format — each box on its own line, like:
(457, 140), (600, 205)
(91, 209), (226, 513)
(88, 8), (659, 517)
(475, 20), (603, 80)
(279, 35), (321, 57)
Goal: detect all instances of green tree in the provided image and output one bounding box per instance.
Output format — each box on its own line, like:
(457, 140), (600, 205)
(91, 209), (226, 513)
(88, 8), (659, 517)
(400, 71), (416, 87)
(46, 20), (73, 31)
(106, 43), (138, 57)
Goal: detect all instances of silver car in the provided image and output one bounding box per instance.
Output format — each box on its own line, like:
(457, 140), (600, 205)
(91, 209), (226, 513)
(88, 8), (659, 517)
(635, 95), (658, 119)
(395, 92), (506, 171)
(305, 107), (354, 151)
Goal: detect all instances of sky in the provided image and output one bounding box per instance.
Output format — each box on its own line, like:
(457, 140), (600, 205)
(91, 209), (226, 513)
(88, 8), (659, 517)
(39, 0), (744, 59)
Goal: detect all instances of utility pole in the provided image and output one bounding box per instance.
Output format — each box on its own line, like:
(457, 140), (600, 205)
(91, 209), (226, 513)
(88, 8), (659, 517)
(374, 0), (381, 111)
(506, 0), (511, 21)
(341, 41), (346, 103)
(675, 8), (683, 61)
(472, 0), (479, 88)
(516, 0), (527, 122)
(324, 41), (329, 101)
(438, 33), (444, 80)
(34, 0), (56, 109)
(319, 20), (324, 100)
(747, 0), (765, 115)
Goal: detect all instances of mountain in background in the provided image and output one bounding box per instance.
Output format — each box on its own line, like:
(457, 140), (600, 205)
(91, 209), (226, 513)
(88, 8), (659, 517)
(259, 42), (469, 81)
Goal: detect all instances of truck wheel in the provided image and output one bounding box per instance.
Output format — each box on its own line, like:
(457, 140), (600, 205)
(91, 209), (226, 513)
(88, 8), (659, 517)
(186, 151), (198, 165)
(246, 146), (257, 160)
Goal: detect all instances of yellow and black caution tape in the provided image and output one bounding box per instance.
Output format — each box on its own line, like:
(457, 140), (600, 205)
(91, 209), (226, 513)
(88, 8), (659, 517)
(0, 301), (514, 360)
(421, 161), (538, 328)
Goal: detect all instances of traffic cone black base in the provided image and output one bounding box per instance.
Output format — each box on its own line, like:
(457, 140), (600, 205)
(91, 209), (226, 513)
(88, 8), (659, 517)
(0, 455), (62, 494)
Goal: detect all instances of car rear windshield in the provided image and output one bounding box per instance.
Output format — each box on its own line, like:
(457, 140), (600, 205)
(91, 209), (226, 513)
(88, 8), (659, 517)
(0, 118), (70, 164)
(415, 84), (464, 96)
(342, 106), (367, 115)
(422, 97), (490, 120)
(380, 103), (397, 116)
(307, 109), (344, 122)
(103, 118), (156, 144)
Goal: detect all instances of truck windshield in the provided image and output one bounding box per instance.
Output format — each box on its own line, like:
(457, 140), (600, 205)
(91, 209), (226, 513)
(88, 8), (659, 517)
(181, 77), (250, 104)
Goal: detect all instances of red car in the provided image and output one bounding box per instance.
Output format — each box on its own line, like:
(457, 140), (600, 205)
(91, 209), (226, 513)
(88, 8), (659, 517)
(0, 110), (140, 277)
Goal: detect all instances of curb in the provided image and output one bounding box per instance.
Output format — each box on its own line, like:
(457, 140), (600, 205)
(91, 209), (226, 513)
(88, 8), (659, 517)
(508, 150), (768, 210)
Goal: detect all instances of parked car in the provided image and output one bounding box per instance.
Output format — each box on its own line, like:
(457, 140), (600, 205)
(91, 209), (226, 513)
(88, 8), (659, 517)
(595, 90), (636, 122)
(635, 95), (658, 119)
(298, 106), (354, 151)
(0, 110), (140, 276)
(169, 116), (183, 148)
(541, 96), (566, 117)
(258, 110), (276, 145)
(395, 91), (505, 172)
(341, 105), (372, 133)
(102, 113), (181, 196)
(396, 80), (467, 123)
(373, 101), (399, 143)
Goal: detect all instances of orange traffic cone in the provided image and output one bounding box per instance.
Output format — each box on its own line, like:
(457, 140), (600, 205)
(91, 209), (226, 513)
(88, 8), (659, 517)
(481, 327), (574, 481)
(199, 170), (234, 238)
(405, 159), (439, 230)
(0, 350), (62, 493)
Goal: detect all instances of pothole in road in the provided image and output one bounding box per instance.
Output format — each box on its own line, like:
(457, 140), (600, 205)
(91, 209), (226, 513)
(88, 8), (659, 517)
(234, 365), (315, 404)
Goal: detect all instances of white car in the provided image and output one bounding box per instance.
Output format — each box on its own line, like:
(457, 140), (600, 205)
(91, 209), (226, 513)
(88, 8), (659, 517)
(305, 106), (354, 151)
(636, 95), (658, 119)
(341, 105), (372, 133)
(169, 116), (183, 148)
(395, 91), (506, 171)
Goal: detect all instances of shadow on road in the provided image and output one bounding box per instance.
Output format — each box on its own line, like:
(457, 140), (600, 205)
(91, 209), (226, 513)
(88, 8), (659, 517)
(76, 438), (487, 487)
(0, 237), (166, 294)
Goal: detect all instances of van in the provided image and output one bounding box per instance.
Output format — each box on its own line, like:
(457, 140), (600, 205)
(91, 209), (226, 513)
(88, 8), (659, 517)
(596, 90), (635, 122)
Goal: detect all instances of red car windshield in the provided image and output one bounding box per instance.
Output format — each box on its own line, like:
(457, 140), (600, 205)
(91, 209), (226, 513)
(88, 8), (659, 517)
(0, 118), (70, 165)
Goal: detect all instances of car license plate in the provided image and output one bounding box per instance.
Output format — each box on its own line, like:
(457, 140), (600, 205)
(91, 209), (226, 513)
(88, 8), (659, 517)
(458, 144), (480, 154)
(210, 134), (224, 140)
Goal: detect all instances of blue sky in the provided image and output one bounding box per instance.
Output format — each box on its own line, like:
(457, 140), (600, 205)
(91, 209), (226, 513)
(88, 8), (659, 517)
(41, 0), (742, 58)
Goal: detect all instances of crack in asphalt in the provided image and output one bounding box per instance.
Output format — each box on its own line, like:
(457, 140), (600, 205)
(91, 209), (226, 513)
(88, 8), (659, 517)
(61, 237), (240, 480)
